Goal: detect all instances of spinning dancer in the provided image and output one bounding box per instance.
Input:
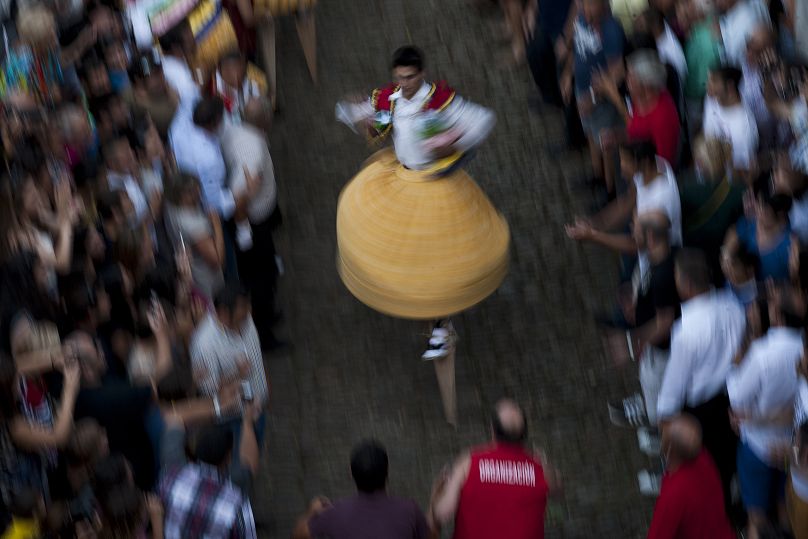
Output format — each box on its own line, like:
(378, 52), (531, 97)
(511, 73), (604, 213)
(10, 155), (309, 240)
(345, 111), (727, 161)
(336, 46), (510, 361)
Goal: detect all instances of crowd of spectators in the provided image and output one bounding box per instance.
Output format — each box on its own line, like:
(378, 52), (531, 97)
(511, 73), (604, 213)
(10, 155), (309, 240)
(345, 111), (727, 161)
(522, 0), (808, 536)
(0, 0), (280, 533)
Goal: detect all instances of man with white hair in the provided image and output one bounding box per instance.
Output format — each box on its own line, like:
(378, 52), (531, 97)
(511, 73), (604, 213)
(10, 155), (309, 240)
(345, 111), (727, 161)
(594, 49), (681, 165)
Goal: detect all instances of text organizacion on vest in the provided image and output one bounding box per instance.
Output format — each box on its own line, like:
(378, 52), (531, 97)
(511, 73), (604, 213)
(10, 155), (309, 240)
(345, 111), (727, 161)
(478, 459), (537, 487)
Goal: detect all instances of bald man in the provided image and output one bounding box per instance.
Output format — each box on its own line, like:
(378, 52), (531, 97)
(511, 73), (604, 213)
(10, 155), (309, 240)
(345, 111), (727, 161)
(647, 415), (735, 539)
(430, 399), (560, 539)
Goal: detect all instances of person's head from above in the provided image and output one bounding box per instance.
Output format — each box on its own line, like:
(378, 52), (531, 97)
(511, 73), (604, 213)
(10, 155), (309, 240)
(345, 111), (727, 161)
(619, 139), (657, 181)
(350, 439), (388, 494)
(104, 93), (131, 128)
(491, 398), (527, 445)
(12, 173), (44, 223)
(64, 330), (106, 385)
(67, 418), (110, 468)
(765, 282), (805, 329)
(102, 39), (129, 73)
(676, 0), (710, 30)
(115, 224), (155, 274)
(93, 453), (135, 501)
(16, 3), (58, 50)
(634, 211), (671, 255)
(103, 137), (138, 175)
(391, 46), (425, 100)
(581, 0), (607, 26)
(7, 486), (45, 521)
(243, 97), (273, 132)
(693, 136), (732, 182)
(721, 243), (759, 287)
(640, 7), (665, 36)
(193, 96), (225, 135)
(164, 171), (201, 208)
(80, 56), (113, 97)
(59, 104), (94, 152)
(626, 49), (667, 102)
(188, 423), (234, 470)
(714, 0), (739, 13)
(156, 363), (194, 403)
(707, 66), (743, 105)
(97, 484), (146, 539)
(159, 19), (196, 59)
(660, 414), (702, 471)
(97, 189), (127, 231)
(773, 159), (808, 198)
(213, 283), (252, 331)
(63, 278), (106, 331)
(752, 173), (792, 229)
(674, 248), (712, 300)
(219, 50), (248, 89)
(129, 53), (167, 96)
(745, 25), (776, 68)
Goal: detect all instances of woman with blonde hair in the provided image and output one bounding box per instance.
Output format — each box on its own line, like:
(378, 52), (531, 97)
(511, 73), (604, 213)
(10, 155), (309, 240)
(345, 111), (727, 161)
(680, 136), (746, 284)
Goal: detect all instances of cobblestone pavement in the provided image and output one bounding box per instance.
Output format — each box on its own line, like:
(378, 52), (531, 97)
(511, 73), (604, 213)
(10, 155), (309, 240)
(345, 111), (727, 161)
(256, 1), (656, 537)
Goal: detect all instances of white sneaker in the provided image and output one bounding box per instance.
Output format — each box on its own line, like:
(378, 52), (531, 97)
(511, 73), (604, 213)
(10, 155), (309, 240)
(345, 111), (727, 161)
(637, 427), (661, 456)
(637, 470), (662, 497)
(607, 393), (648, 428)
(421, 345), (450, 361)
(422, 323), (453, 361)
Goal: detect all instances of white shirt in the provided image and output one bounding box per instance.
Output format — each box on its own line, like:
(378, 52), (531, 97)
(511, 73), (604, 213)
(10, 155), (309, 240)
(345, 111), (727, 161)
(222, 123), (277, 223)
(190, 312), (269, 406)
(657, 22), (688, 83)
(161, 55), (200, 122)
(107, 171), (149, 223)
(728, 327), (804, 463)
(703, 97), (759, 170)
(335, 82), (496, 170)
(719, 0), (771, 67)
(634, 157), (683, 246)
(657, 290), (747, 419)
(170, 123), (234, 218)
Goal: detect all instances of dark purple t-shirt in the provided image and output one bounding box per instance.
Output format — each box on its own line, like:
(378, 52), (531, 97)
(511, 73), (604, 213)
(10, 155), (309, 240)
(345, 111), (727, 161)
(308, 493), (430, 539)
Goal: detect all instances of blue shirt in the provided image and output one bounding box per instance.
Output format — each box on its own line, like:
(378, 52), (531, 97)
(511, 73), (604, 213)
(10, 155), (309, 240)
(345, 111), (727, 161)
(573, 14), (625, 93)
(735, 217), (792, 281)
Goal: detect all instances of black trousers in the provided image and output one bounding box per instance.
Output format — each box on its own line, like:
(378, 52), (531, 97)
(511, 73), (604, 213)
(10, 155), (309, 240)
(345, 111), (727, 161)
(235, 213), (279, 348)
(684, 392), (738, 511)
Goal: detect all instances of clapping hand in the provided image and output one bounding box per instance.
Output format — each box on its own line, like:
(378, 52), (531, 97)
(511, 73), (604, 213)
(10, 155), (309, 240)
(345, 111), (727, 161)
(565, 218), (595, 241)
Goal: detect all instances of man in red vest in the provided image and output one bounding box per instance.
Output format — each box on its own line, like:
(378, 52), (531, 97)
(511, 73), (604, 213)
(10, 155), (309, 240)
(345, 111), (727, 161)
(647, 415), (736, 539)
(430, 398), (561, 539)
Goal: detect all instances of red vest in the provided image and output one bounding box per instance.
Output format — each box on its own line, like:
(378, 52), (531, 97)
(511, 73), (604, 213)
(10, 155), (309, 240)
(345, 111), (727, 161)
(453, 443), (548, 539)
(368, 81), (455, 142)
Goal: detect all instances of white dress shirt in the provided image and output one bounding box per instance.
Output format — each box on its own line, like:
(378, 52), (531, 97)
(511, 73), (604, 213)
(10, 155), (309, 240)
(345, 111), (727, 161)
(222, 123), (276, 223)
(657, 22), (688, 83)
(657, 290), (747, 419)
(335, 81), (495, 170)
(728, 327), (804, 463)
(703, 97), (759, 170)
(719, 0), (770, 67)
(170, 123), (234, 218)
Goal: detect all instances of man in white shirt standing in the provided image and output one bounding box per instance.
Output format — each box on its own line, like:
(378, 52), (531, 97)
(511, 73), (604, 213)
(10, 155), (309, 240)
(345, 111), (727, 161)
(716, 0), (770, 68)
(728, 290), (804, 539)
(657, 248), (746, 507)
(704, 66), (759, 174)
(222, 97), (282, 349)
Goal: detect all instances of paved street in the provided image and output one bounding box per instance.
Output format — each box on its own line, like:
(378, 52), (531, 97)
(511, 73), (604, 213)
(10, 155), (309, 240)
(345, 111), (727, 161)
(257, 0), (656, 536)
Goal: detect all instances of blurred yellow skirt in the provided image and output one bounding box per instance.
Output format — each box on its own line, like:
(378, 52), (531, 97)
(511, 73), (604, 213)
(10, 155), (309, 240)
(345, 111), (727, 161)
(337, 150), (510, 320)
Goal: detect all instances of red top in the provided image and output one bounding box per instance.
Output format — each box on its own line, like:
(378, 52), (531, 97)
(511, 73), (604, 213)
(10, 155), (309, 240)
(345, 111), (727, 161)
(453, 443), (548, 539)
(647, 450), (735, 539)
(627, 91), (680, 165)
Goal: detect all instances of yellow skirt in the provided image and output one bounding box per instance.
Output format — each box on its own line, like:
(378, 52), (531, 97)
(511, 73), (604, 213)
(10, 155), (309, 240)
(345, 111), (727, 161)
(336, 150), (510, 320)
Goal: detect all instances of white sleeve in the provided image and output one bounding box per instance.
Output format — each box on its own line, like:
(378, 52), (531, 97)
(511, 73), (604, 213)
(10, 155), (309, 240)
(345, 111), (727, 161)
(726, 349), (762, 413)
(335, 98), (374, 133)
(441, 97), (496, 152)
(656, 323), (693, 419)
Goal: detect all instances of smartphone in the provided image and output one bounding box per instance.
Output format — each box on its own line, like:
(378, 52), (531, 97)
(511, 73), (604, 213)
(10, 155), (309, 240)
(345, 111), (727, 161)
(241, 380), (254, 402)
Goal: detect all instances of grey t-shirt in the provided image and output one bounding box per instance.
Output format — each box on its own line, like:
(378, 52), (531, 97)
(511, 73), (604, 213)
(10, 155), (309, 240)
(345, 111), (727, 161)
(166, 205), (224, 300)
(308, 493), (429, 539)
